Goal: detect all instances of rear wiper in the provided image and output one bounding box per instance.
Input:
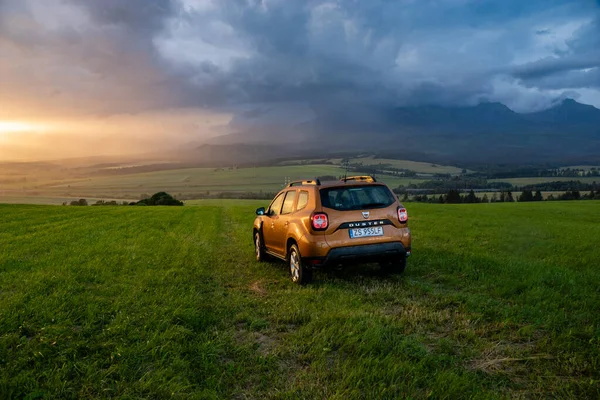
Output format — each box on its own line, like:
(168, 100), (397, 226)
(359, 202), (387, 209)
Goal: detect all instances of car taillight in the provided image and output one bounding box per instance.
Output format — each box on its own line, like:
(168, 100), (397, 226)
(397, 207), (408, 223)
(311, 212), (328, 230)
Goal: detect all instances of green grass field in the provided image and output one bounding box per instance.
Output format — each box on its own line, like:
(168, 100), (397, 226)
(22, 165), (423, 198)
(1, 202), (599, 398)
(348, 156), (466, 175)
(278, 157), (464, 175)
(4, 158), (596, 204)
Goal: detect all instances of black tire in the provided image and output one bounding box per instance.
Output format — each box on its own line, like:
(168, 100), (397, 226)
(380, 255), (407, 274)
(254, 230), (267, 262)
(288, 244), (313, 285)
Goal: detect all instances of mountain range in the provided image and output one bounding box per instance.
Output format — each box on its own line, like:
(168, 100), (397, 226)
(194, 99), (600, 166)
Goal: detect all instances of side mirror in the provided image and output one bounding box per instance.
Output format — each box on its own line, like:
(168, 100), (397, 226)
(256, 207), (266, 216)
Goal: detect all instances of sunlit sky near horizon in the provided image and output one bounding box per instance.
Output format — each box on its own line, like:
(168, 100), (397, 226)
(0, 0), (599, 160)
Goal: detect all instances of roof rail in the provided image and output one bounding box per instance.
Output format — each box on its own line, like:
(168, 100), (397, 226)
(287, 178), (321, 188)
(340, 175), (377, 183)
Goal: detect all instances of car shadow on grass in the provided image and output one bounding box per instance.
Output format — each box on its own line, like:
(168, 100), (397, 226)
(260, 255), (401, 284)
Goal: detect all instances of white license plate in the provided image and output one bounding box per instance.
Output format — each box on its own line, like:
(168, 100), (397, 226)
(349, 226), (384, 238)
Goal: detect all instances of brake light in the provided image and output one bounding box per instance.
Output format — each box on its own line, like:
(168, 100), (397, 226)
(398, 207), (408, 223)
(311, 212), (329, 230)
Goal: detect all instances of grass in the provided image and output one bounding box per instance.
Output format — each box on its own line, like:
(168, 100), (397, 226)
(1, 202), (599, 398)
(348, 156), (466, 175)
(4, 159), (595, 204)
(13, 165), (423, 199)
(278, 157), (465, 175)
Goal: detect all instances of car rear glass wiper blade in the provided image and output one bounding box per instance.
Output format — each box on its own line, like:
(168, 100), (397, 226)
(358, 202), (387, 209)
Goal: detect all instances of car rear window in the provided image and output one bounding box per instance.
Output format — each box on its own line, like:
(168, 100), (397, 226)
(320, 185), (396, 211)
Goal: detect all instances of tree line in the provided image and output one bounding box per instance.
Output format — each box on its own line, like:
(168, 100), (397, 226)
(65, 192), (184, 206)
(395, 178), (599, 193)
(404, 189), (600, 203)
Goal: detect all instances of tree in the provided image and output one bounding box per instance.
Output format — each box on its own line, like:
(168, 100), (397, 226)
(136, 192), (183, 206)
(70, 199), (88, 206)
(465, 189), (478, 203)
(518, 190), (534, 202)
(445, 189), (462, 204)
(533, 190), (543, 201)
(506, 191), (514, 202)
(481, 194), (489, 203)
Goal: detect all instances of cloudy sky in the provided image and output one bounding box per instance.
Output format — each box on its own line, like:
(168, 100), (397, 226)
(0, 0), (599, 160)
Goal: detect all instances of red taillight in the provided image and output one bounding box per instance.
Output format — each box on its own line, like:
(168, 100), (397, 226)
(311, 212), (329, 230)
(398, 207), (408, 223)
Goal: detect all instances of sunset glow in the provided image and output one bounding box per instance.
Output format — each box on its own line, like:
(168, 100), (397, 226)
(0, 121), (49, 135)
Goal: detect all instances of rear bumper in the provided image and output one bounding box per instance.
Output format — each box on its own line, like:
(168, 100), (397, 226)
(305, 242), (410, 268)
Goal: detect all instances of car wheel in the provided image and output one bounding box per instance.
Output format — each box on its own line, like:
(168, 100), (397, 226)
(254, 231), (267, 262)
(380, 255), (407, 274)
(288, 244), (312, 285)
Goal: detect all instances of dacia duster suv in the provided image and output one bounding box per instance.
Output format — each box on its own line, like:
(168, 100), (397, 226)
(253, 176), (411, 284)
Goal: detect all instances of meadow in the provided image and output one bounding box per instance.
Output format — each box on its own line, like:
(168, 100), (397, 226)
(3, 157), (596, 205)
(1, 165), (425, 201)
(278, 157), (465, 175)
(1, 201), (599, 399)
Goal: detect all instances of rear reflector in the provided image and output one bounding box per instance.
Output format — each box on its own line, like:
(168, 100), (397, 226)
(398, 207), (408, 223)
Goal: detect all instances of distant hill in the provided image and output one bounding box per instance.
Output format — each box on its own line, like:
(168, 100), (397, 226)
(199, 99), (600, 166)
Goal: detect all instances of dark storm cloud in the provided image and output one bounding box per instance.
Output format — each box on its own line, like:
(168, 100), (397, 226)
(0, 0), (193, 116)
(512, 55), (600, 80)
(160, 0), (600, 110)
(1, 0), (600, 118)
(71, 0), (175, 32)
(510, 15), (600, 91)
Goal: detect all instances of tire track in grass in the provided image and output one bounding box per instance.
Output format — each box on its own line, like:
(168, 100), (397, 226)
(192, 206), (300, 398)
(96, 206), (277, 398)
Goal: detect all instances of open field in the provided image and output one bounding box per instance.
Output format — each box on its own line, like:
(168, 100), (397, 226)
(277, 157), (465, 175)
(348, 156), (466, 175)
(1, 165), (424, 200)
(3, 157), (596, 204)
(1, 202), (599, 398)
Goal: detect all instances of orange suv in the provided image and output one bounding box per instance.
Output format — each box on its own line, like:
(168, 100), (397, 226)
(253, 176), (411, 284)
